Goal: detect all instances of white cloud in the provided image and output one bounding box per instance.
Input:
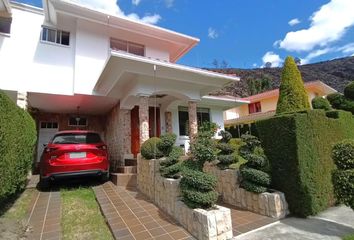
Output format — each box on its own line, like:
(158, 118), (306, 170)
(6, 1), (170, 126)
(69, 0), (161, 24)
(302, 48), (332, 64)
(288, 18), (301, 26)
(252, 63), (258, 68)
(165, 0), (174, 8)
(132, 0), (141, 6)
(338, 43), (354, 55)
(208, 27), (219, 39)
(262, 52), (283, 67)
(278, 0), (354, 52)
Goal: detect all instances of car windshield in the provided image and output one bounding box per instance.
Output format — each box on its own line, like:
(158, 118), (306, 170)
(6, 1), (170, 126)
(52, 133), (102, 144)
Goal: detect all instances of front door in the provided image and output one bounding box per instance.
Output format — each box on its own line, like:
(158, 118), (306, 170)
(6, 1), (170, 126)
(37, 121), (59, 162)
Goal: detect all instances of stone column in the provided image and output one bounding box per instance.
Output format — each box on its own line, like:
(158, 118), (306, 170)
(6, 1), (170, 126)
(165, 111), (173, 133)
(139, 96), (150, 146)
(118, 109), (131, 166)
(17, 91), (28, 110)
(188, 101), (198, 140)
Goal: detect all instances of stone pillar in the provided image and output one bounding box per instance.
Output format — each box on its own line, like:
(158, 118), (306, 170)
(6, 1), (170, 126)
(139, 96), (149, 146)
(165, 111), (173, 133)
(118, 109), (131, 166)
(17, 91), (28, 110)
(188, 101), (198, 140)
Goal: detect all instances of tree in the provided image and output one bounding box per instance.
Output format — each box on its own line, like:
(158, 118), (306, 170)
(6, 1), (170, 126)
(294, 57), (301, 65)
(221, 60), (229, 68)
(247, 74), (272, 95)
(212, 59), (219, 68)
(276, 56), (310, 114)
(265, 62), (272, 68)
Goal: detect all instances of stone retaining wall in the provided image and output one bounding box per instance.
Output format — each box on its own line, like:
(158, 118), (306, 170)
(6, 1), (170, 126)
(204, 163), (289, 219)
(137, 155), (233, 240)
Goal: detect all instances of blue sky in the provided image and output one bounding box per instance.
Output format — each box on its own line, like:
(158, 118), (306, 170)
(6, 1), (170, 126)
(18, 0), (354, 68)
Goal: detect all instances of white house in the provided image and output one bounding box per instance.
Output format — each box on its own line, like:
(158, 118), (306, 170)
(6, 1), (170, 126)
(0, 0), (246, 170)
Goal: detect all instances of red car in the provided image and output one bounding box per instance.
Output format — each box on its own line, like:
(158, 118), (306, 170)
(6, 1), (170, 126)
(40, 130), (109, 187)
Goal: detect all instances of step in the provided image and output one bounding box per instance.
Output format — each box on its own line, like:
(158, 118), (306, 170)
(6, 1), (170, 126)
(116, 166), (137, 174)
(110, 173), (137, 188)
(125, 159), (137, 166)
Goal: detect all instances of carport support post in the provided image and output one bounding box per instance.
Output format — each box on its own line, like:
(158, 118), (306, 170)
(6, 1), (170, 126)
(165, 111), (173, 133)
(188, 101), (198, 140)
(118, 109), (131, 166)
(139, 95), (150, 146)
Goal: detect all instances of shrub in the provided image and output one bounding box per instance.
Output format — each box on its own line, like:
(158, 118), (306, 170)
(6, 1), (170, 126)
(240, 167), (271, 186)
(219, 131), (232, 143)
(239, 134), (261, 158)
(344, 81), (354, 101)
(216, 143), (235, 154)
(216, 131), (238, 169)
(256, 110), (354, 217)
(327, 93), (346, 109)
(312, 97), (331, 111)
(160, 146), (184, 178)
(141, 137), (163, 160)
(157, 133), (177, 156)
(332, 139), (354, 170)
(240, 180), (267, 194)
(181, 169), (217, 191)
(180, 188), (218, 209)
(276, 56), (310, 114)
(0, 91), (36, 205)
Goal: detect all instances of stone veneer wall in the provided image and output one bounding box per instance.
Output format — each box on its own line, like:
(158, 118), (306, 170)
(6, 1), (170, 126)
(204, 163), (289, 219)
(137, 155), (233, 240)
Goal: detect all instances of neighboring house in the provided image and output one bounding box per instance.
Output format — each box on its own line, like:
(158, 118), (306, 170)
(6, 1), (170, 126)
(224, 81), (337, 133)
(0, 0), (246, 168)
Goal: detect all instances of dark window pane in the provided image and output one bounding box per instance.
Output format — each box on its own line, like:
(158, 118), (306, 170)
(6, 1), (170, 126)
(110, 39), (127, 51)
(178, 111), (188, 136)
(52, 133), (101, 144)
(41, 28), (48, 41)
(0, 17), (11, 34)
(78, 118), (87, 126)
(47, 122), (53, 128)
(41, 122), (46, 128)
(61, 31), (70, 45)
(69, 117), (87, 126)
(52, 122), (58, 128)
(128, 43), (144, 56)
(56, 30), (61, 44)
(47, 28), (56, 42)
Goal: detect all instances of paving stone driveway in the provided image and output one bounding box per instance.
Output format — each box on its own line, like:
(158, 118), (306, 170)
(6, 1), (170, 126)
(93, 182), (194, 240)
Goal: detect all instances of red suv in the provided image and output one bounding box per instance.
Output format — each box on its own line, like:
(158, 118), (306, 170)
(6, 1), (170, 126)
(40, 131), (109, 187)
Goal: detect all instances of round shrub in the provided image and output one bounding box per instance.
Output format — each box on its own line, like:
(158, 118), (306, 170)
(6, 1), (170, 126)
(220, 130), (232, 143)
(160, 162), (183, 179)
(180, 170), (217, 192)
(344, 81), (354, 101)
(332, 169), (354, 209)
(312, 97), (331, 111)
(141, 137), (163, 160)
(244, 154), (267, 169)
(240, 167), (271, 186)
(157, 133), (177, 156)
(181, 188), (218, 209)
(216, 143), (235, 154)
(241, 180), (267, 194)
(332, 139), (354, 170)
(218, 155), (236, 165)
(327, 93), (345, 109)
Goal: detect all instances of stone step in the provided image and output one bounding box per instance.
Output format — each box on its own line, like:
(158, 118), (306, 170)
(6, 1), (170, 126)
(125, 158), (137, 166)
(116, 166), (137, 174)
(111, 173), (137, 188)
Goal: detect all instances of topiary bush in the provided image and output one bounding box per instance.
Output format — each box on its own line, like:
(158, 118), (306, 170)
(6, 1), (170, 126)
(256, 110), (354, 217)
(312, 96), (331, 111)
(344, 81), (354, 101)
(157, 133), (177, 156)
(276, 56), (310, 114)
(327, 82), (354, 114)
(141, 137), (163, 160)
(0, 91), (37, 206)
(216, 130), (238, 169)
(332, 139), (354, 210)
(160, 146), (184, 178)
(180, 169), (218, 209)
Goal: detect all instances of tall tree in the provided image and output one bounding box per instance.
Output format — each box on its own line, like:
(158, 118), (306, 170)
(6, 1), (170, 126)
(276, 56), (310, 114)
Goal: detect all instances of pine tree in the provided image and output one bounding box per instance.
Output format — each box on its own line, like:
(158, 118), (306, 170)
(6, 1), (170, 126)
(276, 56), (310, 114)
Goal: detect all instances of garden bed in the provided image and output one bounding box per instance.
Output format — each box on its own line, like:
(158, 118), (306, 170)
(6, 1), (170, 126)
(204, 163), (288, 219)
(137, 155), (233, 240)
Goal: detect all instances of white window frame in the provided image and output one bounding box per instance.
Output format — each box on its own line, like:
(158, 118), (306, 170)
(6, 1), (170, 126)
(68, 117), (88, 127)
(40, 26), (70, 47)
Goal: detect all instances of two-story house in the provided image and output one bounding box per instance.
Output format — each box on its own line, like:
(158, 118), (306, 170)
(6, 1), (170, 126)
(0, 0), (246, 172)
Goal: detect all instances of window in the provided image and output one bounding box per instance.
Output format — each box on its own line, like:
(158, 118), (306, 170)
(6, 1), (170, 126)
(248, 102), (262, 114)
(178, 106), (210, 136)
(40, 122), (58, 129)
(52, 132), (102, 144)
(41, 27), (70, 46)
(110, 38), (145, 56)
(68, 117), (88, 127)
(0, 17), (12, 34)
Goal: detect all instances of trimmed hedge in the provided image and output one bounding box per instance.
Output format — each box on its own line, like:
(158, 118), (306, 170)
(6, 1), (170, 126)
(141, 137), (163, 160)
(312, 97), (331, 111)
(0, 91), (36, 205)
(332, 139), (354, 170)
(256, 110), (354, 217)
(344, 81), (354, 101)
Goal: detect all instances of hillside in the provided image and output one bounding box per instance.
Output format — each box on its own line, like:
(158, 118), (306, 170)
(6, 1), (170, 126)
(210, 56), (354, 97)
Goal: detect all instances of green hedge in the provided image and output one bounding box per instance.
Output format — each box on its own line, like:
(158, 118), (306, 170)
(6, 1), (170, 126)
(256, 110), (354, 217)
(141, 137), (163, 160)
(0, 91), (36, 205)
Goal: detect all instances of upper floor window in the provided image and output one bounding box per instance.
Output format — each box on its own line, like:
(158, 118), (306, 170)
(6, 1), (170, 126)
(110, 38), (145, 56)
(41, 27), (70, 46)
(248, 102), (262, 114)
(0, 17), (12, 34)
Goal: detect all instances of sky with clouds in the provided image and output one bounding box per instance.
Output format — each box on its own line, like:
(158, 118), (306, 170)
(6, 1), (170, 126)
(18, 0), (354, 68)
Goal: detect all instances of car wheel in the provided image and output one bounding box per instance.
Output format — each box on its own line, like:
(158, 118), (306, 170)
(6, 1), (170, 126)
(100, 172), (110, 183)
(39, 176), (51, 190)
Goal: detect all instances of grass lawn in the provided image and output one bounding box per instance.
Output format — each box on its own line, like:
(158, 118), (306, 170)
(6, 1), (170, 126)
(61, 187), (113, 240)
(343, 234), (354, 240)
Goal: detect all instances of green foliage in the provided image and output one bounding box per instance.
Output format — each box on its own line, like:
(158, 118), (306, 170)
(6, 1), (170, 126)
(160, 146), (184, 178)
(240, 180), (267, 194)
(332, 140), (354, 170)
(332, 139), (354, 210)
(240, 167), (271, 186)
(0, 91), (37, 205)
(239, 134), (261, 158)
(312, 97), (332, 111)
(157, 133), (177, 156)
(219, 131), (232, 143)
(256, 110), (354, 217)
(216, 143), (235, 154)
(247, 75), (272, 95)
(276, 56), (311, 114)
(180, 169), (218, 209)
(344, 81), (354, 101)
(216, 131), (238, 169)
(141, 137), (163, 160)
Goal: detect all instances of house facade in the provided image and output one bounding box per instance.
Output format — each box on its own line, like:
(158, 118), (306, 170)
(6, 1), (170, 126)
(0, 0), (245, 169)
(224, 81), (337, 133)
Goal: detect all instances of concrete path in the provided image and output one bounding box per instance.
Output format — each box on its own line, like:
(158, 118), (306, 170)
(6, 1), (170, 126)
(235, 206), (354, 240)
